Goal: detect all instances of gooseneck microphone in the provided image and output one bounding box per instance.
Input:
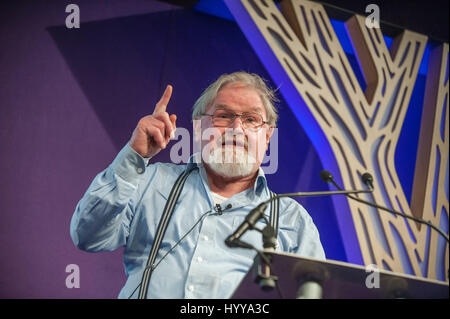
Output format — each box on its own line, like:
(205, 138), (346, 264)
(361, 173), (374, 190)
(320, 170), (449, 243)
(225, 181), (375, 248)
(225, 202), (269, 248)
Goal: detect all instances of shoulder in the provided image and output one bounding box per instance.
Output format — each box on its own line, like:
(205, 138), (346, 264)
(275, 196), (320, 236)
(274, 196), (325, 259)
(144, 161), (191, 184)
(277, 197), (311, 222)
(148, 161), (186, 175)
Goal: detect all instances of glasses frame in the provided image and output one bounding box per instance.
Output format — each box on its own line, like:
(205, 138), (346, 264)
(201, 109), (269, 130)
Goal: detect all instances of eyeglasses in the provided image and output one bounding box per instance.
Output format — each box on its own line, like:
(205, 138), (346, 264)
(201, 109), (268, 130)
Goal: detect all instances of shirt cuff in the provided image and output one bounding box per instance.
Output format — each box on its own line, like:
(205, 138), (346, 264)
(110, 142), (149, 185)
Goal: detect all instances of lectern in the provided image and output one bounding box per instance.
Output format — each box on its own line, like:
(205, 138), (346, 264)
(231, 251), (449, 299)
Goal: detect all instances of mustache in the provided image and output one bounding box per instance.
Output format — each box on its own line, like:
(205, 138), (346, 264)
(215, 132), (248, 149)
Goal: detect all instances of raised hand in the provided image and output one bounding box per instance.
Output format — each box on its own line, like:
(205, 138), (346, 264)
(129, 85), (177, 158)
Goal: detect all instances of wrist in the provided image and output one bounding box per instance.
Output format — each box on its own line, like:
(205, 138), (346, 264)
(110, 143), (148, 185)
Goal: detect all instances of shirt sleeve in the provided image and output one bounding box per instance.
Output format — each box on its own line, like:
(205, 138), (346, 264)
(278, 200), (326, 260)
(70, 143), (151, 252)
(293, 206), (326, 260)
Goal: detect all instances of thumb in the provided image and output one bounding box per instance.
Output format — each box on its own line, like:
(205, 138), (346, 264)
(170, 114), (177, 125)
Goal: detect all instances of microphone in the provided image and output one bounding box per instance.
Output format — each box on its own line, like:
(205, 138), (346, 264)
(320, 170), (449, 243)
(321, 170), (375, 190)
(225, 202), (268, 247)
(319, 170), (333, 184)
(225, 181), (375, 248)
(361, 173), (374, 190)
(215, 203), (232, 215)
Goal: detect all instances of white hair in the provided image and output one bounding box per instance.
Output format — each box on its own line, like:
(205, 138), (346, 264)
(192, 71), (279, 126)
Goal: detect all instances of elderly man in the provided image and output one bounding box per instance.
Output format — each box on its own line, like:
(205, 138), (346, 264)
(70, 71), (325, 299)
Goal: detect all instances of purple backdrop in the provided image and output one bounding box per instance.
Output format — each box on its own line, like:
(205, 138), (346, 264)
(0, 0), (343, 298)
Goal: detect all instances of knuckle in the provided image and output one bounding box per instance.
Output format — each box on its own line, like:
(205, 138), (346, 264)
(148, 117), (164, 129)
(137, 117), (147, 127)
(150, 126), (163, 136)
(157, 112), (169, 121)
(138, 115), (154, 127)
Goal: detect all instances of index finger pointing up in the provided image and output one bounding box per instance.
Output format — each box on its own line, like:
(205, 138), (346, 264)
(153, 84), (173, 115)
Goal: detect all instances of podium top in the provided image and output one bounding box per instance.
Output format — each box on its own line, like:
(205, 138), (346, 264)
(231, 250), (449, 299)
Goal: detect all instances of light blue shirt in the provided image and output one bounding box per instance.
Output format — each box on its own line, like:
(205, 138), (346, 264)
(70, 143), (325, 299)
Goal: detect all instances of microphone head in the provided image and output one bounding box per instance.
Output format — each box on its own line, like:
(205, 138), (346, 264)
(320, 170), (334, 183)
(362, 173), (374, 189)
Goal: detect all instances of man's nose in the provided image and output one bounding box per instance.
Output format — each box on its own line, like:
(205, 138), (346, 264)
(230, 115), (244, 130)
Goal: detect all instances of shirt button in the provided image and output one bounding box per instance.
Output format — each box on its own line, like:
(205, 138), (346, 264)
(203, 235), (209, 241)
(137, 167), (143, 174)
(197, 256), (203, 263)
(188, 285), (194, 292)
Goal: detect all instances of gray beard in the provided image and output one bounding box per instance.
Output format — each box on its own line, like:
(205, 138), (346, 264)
(206, 146), (257, 178)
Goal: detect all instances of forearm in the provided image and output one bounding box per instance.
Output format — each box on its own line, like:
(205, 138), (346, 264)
(70, 143), (149, 252)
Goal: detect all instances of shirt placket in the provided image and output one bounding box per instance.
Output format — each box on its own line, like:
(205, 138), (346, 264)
(184, 211), (217, 298)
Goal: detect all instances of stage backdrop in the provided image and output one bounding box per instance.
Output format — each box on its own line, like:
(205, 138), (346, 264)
(0, 0), (447, 298)
(221, 0), (448, 282)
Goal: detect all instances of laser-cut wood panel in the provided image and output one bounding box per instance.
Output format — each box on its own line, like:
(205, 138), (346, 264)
(411, 44), (449, 280)
(231, 0), (449, 280)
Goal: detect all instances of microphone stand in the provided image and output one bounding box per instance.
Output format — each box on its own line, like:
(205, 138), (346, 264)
(225, 186), (374, 296)
(225, 187), (373, 249)
(252, 216), (280, 292)
(225, 170), (449, 295)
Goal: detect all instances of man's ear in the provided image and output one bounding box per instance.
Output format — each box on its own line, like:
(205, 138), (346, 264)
(193, 117), (202, 142)
(265, 126), (274, 147)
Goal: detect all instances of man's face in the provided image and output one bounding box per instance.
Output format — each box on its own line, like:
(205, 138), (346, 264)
(195, 82), (273, 178)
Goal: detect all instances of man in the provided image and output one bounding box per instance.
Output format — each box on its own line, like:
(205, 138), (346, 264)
(70, 71), (325, 299)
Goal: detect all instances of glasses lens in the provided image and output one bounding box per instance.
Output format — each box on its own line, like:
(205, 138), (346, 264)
(241, 113), (263, 128)
(212, 110), (263, 128)
(212, 110), (234, 127)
